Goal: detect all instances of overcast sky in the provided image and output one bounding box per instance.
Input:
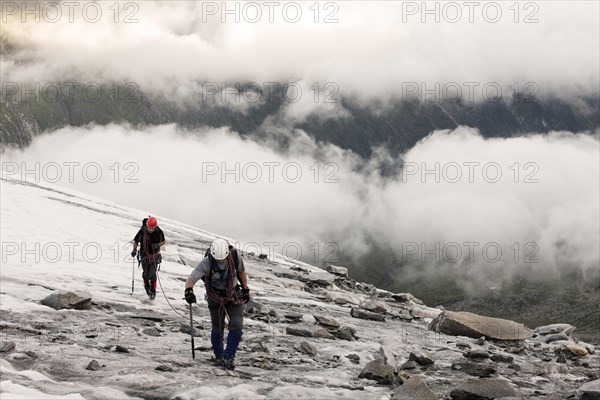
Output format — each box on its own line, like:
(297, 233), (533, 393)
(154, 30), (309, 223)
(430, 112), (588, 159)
(2, 1), (599, 103)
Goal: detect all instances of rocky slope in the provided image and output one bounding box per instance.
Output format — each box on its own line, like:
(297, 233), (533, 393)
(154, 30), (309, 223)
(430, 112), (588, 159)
(1, 177), (599, 399)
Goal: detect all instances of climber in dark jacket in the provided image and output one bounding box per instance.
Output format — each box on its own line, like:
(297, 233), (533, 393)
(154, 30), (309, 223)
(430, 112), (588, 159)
(131, 216), (165, 299)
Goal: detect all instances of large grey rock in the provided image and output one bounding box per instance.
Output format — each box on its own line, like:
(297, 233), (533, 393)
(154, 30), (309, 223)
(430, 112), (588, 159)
(464, 350), (490, 359)
(392, 293), (418, 303)
(409, 350), (434, 365)
(345, 354), (360, 364)
(313, 314), (341, 328)
(451, 362), (497, 377)
(490, 354), (514, 363)
(0, 341), (15, 352)
(313, 327), (336, 340)
(86, 360), (101, 371)
(379, 346), (398, 373)
(579, 379), (600, 400)
(351, 307), (386, 321)
(335, 326), (358, 341)
(245, 300), (267, 314)
(362, 300), (389, 314)
(392, 376), (437, 400)
(142, 328), (161, 337)
(41, 291), (92, 310)
(533, 323), (576, 336)
(325, 264), (349, 278)
(179, 322), (203, 336)
(115, 345), (130, 353)
(358, 358), (396, 384)
(429, 311), (532, 341)
(544, 333), (570, 343)
(409, 304), (442, 319)
(286, 327), (314, 337)
(326, 292), (362, 305)
(295, 341), (317, 356)
(450, 379), (520, 399)
(283, 312), (304, 323)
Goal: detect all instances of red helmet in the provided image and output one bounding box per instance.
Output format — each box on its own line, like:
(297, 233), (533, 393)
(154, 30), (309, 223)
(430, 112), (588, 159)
(147, 217), (158, 229)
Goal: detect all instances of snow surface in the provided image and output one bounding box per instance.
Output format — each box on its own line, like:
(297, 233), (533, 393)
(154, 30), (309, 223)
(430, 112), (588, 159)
(1, 175), (598, 399)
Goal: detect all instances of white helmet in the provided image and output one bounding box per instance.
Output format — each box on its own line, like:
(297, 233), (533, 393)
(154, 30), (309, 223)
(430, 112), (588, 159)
(210, 238), (230, 261)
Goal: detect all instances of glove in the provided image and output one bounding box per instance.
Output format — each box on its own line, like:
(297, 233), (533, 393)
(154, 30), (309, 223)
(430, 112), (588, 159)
(131, 249), (137, 257)
(151, 243), (160, 252)
(241, 288), (250, 304)
(184, 288), (196, 304)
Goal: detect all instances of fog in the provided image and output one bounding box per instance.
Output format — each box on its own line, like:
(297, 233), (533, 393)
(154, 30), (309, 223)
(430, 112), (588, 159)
(2, 1), (598, 108)
(2, 124), (598, 289)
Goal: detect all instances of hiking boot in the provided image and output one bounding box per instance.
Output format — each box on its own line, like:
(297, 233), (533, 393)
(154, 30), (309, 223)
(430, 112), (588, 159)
(144, 285), (151, 296)
(149, 291), (156, 300)
(220, 358), (235, 371)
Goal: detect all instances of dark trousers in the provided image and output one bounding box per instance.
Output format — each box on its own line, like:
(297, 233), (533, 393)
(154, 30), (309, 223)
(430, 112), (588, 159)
(207, 297), (244, 360)
(141, 259), (158, 291)
(207, 298), (244, 334)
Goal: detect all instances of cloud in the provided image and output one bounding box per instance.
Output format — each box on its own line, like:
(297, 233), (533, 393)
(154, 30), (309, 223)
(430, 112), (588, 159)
(2, 1), (598, 106)
(2, 124), (598, 287)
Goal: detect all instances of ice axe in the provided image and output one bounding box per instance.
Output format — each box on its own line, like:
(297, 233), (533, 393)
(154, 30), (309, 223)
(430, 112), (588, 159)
(131, 253), (136, 295)
(189, 303), (195, 359)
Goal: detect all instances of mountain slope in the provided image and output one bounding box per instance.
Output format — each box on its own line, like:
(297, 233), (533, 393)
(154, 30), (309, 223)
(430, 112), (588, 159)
(1, 85), (598, 156)
(1, 177), (598, 399)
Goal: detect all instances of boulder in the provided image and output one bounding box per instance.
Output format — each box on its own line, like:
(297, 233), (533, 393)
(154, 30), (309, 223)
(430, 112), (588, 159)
(533, 323), (576, 336)
(245, 300), (267, 314)
(286, 327), (314, 337)
(451, 362), (497, 377)
(325, 264), (349, 278)
(409, 304), (442, 319)
(379, 346), (398, 373)
(351, 307), (386, 322)
(142, 328), (161, 337)
(392, 376), (437, 400)
(579, 379), (600, 400)
(362, 300), (389, 314)
(86, 360), (101, 371)
(328, 292), (362, 305)
(283, 312), (304, 323)
(0, 341), (16, 352)
(313, 315), (341, 328)
(408, 350), (434, 365)
(335, 326), (358, 341)
(41, 290), (92, 310)
(358, 358), (396, 384)
(563, 343), (589, 357)
(392, 293), (422, 304)
(115, 345), (130, 353)
(464, 350), (490, 359)
(450, 379), (520, 399)
(313, 327), (336, 340)
(400, 360), (418, 370)
(345, 354), (360, 364)
(429, 311), (532, 341)
(295, 341), (317, 356)
(179, 322), (203, 336)
(490, 354), (514, 363)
